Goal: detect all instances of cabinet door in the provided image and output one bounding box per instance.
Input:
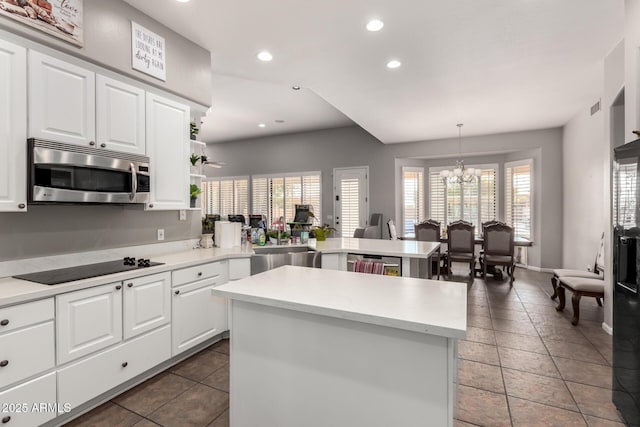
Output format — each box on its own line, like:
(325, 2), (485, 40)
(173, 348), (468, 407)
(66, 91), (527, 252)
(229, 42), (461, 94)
(28, 50), (95, 146)
(123, 272), (171, 340)
(56, 283), (122, 365)
(0, 39), (26, 212)
(145, 93), (189, 210)
(96, 74), (146, 155)
(172, 278), (228, 356)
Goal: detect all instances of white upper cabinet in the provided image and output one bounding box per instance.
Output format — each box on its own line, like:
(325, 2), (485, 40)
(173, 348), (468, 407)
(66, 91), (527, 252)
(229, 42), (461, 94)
(28, 50), (96, 146)
(146, 92), (190, 210)
(96, 75), (146, 155)
(0, 39), (27, 212)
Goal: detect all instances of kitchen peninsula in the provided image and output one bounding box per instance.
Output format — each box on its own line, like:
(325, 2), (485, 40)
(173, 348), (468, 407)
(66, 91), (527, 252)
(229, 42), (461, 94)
(214, 265), (466, 427)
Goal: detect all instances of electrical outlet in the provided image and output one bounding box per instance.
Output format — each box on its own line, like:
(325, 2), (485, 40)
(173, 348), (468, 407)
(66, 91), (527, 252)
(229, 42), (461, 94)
(157, 229), (165, 241)
(179, 210), (186, 221)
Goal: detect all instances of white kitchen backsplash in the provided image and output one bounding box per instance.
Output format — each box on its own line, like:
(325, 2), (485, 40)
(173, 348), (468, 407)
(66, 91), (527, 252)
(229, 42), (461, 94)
(0, 239), (200, 277)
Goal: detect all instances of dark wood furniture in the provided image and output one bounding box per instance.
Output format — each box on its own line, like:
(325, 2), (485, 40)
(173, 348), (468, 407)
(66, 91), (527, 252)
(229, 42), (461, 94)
(480, 223), (516, 286)
(414, 219), (443, 279)
(550, 232), (604, 301)
(446, 220), (475, 281)
(555, 277), (605, 325)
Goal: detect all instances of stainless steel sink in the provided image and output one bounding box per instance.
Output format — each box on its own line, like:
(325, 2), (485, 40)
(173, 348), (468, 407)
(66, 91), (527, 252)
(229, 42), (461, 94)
(250, 246), (321, 275)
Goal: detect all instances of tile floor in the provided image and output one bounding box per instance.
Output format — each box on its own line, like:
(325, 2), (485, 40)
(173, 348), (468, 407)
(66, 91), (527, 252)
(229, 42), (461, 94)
(66, 268), (618, 427)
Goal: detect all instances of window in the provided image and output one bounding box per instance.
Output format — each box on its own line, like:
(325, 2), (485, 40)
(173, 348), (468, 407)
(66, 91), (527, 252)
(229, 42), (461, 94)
(429, 165), (498, 236)
(402, 167), (424, 237)
(505, 160), (532, 240)
(201, 176), (249, 218)
(615, 160), (637, 228)
(252, 172), (321, 227)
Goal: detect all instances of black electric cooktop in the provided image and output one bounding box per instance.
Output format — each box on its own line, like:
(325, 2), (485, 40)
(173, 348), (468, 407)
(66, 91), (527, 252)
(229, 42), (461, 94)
(13, 258), (164, 285)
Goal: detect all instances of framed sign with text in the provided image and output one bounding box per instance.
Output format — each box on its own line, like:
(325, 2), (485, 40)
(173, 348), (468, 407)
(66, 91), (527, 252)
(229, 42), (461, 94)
(0, 0), (83, 46)
(131, 21), (166, 81)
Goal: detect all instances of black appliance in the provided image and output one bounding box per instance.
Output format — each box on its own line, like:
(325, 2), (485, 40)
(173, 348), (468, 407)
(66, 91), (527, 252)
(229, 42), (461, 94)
(227, 215), (246, 225)
(613, 138), (640, 426)
(28, 139), (151, 204)
(288, 204), (313, 237)
(13, 258), (164, 285)
(249, 214), (267, 229)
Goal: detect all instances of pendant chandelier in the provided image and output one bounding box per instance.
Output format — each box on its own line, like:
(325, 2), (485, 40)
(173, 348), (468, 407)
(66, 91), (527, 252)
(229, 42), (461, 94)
(440, 124), (480, 184)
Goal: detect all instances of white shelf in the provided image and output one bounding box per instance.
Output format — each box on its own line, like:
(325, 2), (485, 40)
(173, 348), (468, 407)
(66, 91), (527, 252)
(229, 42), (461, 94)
(190, 173), (206, 178)
(190, 140), (206, 147)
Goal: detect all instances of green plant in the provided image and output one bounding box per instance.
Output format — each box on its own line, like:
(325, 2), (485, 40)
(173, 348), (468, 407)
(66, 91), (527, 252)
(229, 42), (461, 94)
(267, 230), (290, 240)
(202, 217), (215, 234)
(190, 184), (202, 199)
(190, 121), (199, 137)
(190, 153), (201, 166)
(311, 224), (335, 241)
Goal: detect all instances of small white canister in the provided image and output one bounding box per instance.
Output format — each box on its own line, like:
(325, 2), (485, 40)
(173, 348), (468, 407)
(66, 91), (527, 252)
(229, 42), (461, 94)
(200, 233), (214, 248)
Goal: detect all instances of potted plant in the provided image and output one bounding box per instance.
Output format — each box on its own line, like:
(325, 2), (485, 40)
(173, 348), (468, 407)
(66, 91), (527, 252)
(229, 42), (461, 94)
(190, 121), (199, 140)
(311, 224), (335, 241)
(267, 230), (290, 245)
(200, 216), (215, 248)
(190, 184), (202, 208)
(190, 153), (201, 174)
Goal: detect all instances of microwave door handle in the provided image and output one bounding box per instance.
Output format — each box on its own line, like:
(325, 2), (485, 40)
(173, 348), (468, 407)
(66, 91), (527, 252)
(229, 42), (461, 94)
(130, 163), (137, 201)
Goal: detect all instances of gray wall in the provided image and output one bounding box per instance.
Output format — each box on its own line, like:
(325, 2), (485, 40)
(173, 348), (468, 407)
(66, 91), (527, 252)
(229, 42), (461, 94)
(206, 125), (563, 269)
(0, 206), (201, 261)
(0, 0), (211, 106)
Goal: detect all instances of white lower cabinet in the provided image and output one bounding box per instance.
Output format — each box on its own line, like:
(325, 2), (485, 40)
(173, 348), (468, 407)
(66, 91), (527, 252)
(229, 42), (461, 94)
(172, 277), (228, 356)
(57, 325), (171, 409)
(0, 372), (57, 427)
(56, 283), (123, 365)
(123, 272), (171, 340)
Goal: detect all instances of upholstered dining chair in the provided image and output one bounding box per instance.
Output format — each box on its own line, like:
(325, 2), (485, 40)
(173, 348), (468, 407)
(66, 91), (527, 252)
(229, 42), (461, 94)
(414, 219), (443, 279)
(446, 220), (475, 281)
(481, 223), (516, 286)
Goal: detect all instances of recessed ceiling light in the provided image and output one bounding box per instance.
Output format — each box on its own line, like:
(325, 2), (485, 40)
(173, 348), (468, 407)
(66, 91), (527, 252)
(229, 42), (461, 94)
(292, 85), (301, 91)
(257, 51), (273, 62)
(258, 123), (266, 128)
(386, 60), (402, 69)
(175, 0), (190, 3)
(275, 120), (285, 124)
(366, 19), (384, 32)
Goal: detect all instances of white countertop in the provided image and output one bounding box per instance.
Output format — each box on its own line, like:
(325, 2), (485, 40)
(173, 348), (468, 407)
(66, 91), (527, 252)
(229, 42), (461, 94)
(0, 237), (440, 309)
(214, 265), (466, 339)
(0, 246), (252, 308)
(311, 237), (439, 258)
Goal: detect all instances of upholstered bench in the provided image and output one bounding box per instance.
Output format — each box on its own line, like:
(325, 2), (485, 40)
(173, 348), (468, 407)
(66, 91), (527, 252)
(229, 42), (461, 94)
(550, 269), (602, 300)
(555, 277), (605, 325)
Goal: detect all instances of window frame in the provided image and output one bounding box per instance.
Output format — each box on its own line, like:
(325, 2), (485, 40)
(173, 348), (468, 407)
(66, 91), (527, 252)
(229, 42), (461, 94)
(201, 175), (250, 218)
(428, 163), (500, 234)
(505, 158), (533, 240)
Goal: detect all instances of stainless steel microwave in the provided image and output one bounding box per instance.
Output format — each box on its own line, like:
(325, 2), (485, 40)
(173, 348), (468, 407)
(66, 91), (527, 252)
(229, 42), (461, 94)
(28, 139), (151, 204)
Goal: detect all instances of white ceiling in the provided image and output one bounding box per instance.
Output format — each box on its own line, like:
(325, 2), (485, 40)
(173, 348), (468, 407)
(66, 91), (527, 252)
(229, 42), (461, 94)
(124, 0), (624, 144)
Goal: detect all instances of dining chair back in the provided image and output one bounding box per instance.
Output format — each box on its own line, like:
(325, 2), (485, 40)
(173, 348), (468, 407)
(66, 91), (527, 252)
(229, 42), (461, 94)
(446, 220), (476, 281)
(415, 219), (441, 242)
(482, 223), (515, 285)
(387, 219), (398, 240)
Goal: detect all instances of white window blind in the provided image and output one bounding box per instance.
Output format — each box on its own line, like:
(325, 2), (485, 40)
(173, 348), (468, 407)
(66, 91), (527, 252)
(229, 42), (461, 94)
(251, 172), (321, 227)
(201, 177), (249, 218)
(505, 161), (532, 240)
(429, 165), (498, 236)
(402, 167), (424, 237)
(615, 161), (637, 228)
(340, 177), (361, 238)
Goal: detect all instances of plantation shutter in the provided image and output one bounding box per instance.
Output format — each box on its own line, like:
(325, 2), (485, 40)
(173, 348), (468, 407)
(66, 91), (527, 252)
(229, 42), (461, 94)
(429, 171), (446, 235)
(462, 180), (479, 233)
(402, 167), (424, 237)
(234, 178), (249, 218)
(506, 161), (532, 240)
(479, 168), (497, 226)
(252, 177), (269, 223)
(302, 174), (321, 222)
(270, 177), (285, 226)
(340, 177), (360, 238)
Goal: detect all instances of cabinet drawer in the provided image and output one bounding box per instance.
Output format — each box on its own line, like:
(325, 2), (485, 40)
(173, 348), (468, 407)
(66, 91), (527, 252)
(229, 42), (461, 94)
(58, 325), (171, 408)
(172, 261), (227, 287)
(0, 299), (53, 334)
(0, 372), (57, 427)
(0, 322), (54, 390)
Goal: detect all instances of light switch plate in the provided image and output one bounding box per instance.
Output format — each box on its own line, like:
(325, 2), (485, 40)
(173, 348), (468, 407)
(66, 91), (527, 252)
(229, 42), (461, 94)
(157, 229), (165, 241)
(179, 210), (186, 221)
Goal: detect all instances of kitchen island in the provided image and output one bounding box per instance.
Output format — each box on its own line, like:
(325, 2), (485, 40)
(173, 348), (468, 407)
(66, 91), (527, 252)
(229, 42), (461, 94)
(213, 265), (466, 427)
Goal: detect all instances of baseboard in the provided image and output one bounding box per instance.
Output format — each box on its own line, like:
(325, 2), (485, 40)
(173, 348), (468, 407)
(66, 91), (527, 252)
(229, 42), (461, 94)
(602, 322), (613, 335)
(525, 265), (553, 273)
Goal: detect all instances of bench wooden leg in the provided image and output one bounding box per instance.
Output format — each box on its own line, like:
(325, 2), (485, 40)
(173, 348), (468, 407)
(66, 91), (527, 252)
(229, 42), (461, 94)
(509, 264), (514, 287)
(550, 276), (558, 300)
(571, 292), (582, 326)
(596, 297), (603, 307)
(556, 286), (566, 312)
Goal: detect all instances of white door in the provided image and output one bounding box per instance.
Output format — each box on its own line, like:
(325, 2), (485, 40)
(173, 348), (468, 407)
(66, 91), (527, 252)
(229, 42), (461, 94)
(334, 167), (369, 237)
(123, 272), (171, 340)
(96, 74), (146, 155)
(172, 278), (227, 356)
(56, 283), (123, 365)
(146, 92), (190, 210)
(0, 39), (27, 212)
(28, 50), (95, 146)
